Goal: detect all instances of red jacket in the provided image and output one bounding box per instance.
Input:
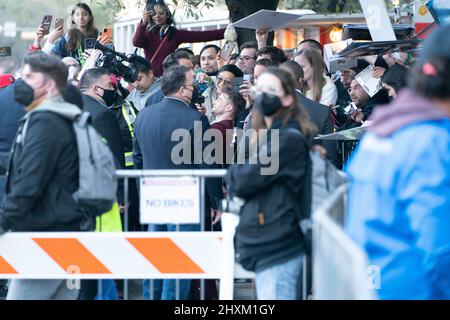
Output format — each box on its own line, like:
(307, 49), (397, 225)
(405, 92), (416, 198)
(133, 22), (225, 77)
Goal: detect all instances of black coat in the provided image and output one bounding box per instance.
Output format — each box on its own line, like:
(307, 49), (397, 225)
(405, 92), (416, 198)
(82, 95), (125, 204)
(0, 111), (83, 231)
(224, 118), (312, 272)
(338, 88), (390, 131)
(81, 95), (125, 169)
(109, 98), (139, 154)
(297, 91), (339, 167)
(133, 97), (222, 208)
(0, 82), (26, 173)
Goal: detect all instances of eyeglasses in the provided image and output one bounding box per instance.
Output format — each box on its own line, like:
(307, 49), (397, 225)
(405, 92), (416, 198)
(216, 77), (233, 87)
(238, 56), (256, 62)
(183, 83), (195, 91)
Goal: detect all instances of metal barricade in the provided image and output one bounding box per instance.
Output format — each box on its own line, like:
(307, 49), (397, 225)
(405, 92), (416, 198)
(115, 169), (227, 301)
(0, 169), (315, 300)
(312, 184), (377, 300)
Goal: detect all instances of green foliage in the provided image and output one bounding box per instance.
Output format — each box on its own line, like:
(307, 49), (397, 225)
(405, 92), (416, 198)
(125, 0), (219, 20)
(282, 0), (393, 14)
(0, 0), (124, 28)
(180, 0), (216, 19)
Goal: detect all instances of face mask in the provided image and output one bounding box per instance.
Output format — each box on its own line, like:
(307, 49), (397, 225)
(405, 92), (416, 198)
(190, 85), (205, 105)
(97, 86), (117, 107)
(392, 52), (402, 61)
(13, 80), (36, 106)
(255, 92), (282, 116)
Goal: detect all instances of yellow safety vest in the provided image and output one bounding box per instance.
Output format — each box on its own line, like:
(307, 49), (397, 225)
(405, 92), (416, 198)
(121, 102), (137, 168)
(96, 201), (123, 232)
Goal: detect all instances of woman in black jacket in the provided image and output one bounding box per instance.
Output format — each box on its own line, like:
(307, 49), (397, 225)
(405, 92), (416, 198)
(224, 67), (315, 300)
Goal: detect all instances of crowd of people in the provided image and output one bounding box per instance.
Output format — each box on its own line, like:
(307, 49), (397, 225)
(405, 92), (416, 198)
(0, 0), (449, 301)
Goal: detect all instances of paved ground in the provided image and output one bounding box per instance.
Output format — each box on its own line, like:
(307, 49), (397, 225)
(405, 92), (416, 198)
(0, 279), (255, 300)
(126, 279), (255, 300)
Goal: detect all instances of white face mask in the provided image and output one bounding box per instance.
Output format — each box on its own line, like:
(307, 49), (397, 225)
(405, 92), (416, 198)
(392, 52), (402, 61)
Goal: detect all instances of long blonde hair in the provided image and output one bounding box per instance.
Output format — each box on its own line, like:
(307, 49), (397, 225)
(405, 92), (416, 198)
(296, 48), (326, 102)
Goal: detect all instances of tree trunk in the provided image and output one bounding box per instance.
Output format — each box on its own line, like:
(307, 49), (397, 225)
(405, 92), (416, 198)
(225, 0), (280, 47)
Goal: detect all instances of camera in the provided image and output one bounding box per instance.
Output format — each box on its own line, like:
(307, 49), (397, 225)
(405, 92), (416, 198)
(191, 86), (205, 105)
(0, 47), (12, 57)
(94, 42), (140, 83)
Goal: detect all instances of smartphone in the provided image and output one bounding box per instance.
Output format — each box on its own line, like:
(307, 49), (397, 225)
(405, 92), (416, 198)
(55, 18), (64, 30)
(146, 3), (154, 12)
(41, 15), (53, 35)
(101, 26), (113, 43)
(84, 38), (97, 50)
(231, 77), (244, 95)
(243, 74), (253, 83)
(220, 41), (236, 61)
(0, 47), (12, 57)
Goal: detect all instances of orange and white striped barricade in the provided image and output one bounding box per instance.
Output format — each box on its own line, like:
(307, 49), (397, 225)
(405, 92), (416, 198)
(0, 232), (224, 280)
(0, 226), (254, 299)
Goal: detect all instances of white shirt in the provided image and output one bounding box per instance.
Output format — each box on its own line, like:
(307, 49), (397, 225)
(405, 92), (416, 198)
(306, 75), (338, 107)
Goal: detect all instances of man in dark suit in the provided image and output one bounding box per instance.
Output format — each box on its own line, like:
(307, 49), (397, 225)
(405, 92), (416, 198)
(281, 61), (339, 167)
(133, 65), (222, 300)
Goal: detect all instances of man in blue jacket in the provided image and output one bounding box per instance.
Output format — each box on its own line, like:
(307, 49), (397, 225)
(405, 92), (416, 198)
(345, 26), (450, 299)
(133, 65), (222, 300)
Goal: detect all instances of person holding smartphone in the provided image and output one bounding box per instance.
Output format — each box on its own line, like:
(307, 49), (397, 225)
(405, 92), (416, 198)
(42, 3), (109, 66)
(133, 0), (233, 77)
(29, 18), (64, 53)
(202, 64), (243, 123)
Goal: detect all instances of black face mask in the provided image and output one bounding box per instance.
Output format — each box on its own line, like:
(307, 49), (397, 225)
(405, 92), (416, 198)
(255, 92), (283, 116)
(97, 86), (117, 107)
(14, 80), (35, 106)
(190, 85), (205, 105)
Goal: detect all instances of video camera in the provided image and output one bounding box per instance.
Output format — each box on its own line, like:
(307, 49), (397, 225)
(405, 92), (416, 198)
(94, 42), (141, 83)
(191, 85), (205, 105)
(0, 47), (12, 57)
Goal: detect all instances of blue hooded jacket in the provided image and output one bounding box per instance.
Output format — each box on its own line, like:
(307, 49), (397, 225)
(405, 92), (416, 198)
(345, 89), (450, 299)
(0, 81), (26, 172)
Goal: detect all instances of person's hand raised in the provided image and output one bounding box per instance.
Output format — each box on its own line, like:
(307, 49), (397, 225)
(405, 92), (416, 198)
(256, 28), (269, 48)
(196, 72), (211, 84)
(372, 67), (386, 79)
(48, 26), (64, 44)
(34, 25), (45, 45)
(142, 10), (151, 25)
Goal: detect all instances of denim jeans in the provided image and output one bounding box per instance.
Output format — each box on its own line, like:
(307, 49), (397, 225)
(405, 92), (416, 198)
(143, 223), (200, 300)
(255, 254), (303, 300)
(7, 279), (79, 300)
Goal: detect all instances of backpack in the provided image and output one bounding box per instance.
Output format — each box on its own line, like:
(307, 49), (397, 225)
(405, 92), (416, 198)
(71, 112), (117, 216)
(20, 108), (117, 218)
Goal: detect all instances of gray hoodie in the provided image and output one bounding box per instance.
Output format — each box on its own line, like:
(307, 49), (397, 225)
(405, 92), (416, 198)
(126, 77), (162, 111)
(29, 95), (81, 119)
(21, 96), (81, 138)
